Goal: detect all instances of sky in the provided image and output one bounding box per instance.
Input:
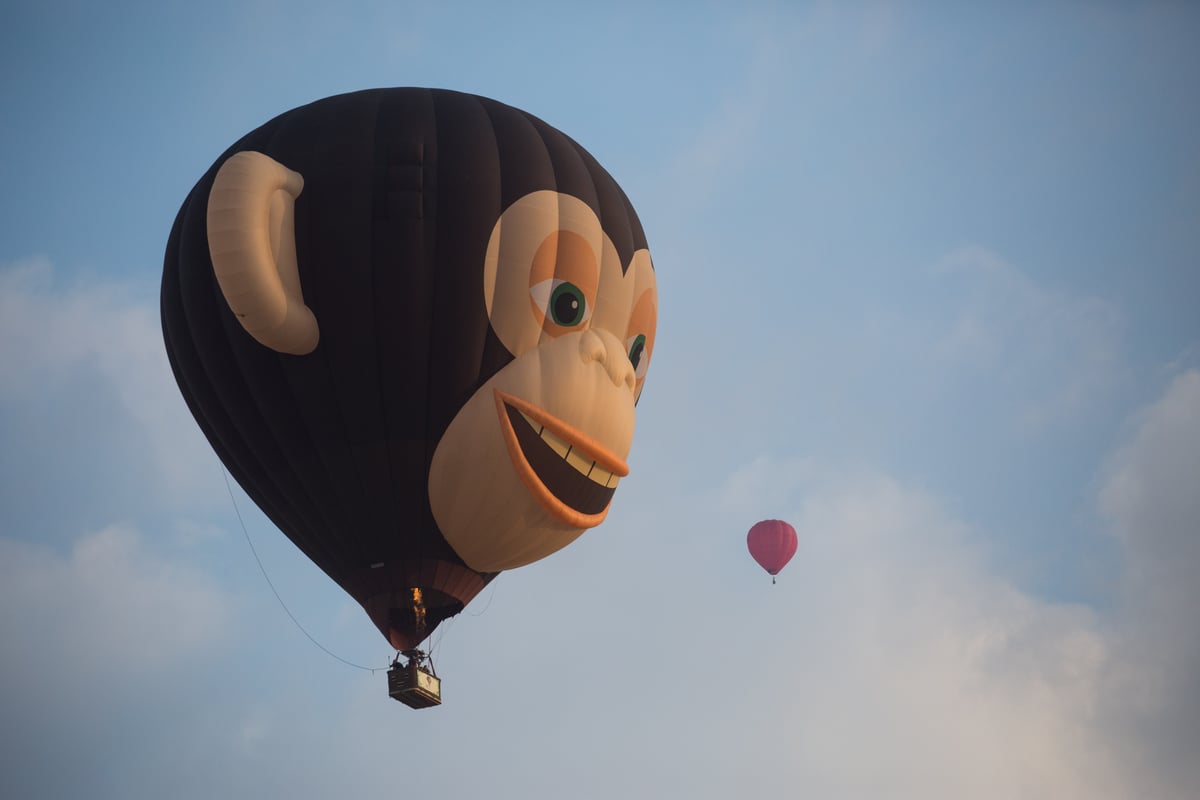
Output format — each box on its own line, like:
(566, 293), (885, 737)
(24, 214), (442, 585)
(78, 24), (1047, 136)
(1, 1), (1198, 797)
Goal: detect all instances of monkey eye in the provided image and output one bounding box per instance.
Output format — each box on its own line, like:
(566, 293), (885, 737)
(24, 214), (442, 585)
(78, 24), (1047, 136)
(626, 333), (649, 378)
(530, 279), (592, 329)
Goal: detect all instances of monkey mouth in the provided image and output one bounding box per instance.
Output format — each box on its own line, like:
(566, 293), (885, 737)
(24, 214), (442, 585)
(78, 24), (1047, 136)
(494, 390), (629, 528)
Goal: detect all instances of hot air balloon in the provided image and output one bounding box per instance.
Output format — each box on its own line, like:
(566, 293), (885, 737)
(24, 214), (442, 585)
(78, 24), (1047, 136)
(161, 88), (657, 706)
(747, 519), (797, 584)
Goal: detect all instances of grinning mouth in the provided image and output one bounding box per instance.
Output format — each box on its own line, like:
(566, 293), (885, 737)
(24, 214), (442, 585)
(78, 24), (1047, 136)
(494, 390), (629, 528)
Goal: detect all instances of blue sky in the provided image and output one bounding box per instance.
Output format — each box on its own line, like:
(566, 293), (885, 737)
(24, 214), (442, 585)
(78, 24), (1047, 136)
(2, 2), (1198, 797)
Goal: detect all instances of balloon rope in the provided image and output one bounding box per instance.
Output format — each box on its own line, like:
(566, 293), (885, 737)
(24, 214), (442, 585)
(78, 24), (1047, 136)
(220, 466), (385, 673)
(428, 619), (446, 660)
(463, 585), (497, 617)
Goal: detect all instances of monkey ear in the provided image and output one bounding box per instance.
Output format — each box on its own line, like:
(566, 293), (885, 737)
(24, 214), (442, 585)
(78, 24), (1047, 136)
(206, 151), (319, 354)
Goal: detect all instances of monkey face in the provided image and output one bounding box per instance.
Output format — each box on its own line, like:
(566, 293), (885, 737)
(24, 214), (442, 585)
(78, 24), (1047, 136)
(429, 191), (657, 572)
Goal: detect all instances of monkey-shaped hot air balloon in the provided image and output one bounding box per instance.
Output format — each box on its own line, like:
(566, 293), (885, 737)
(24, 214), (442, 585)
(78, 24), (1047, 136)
(161, 89), (657, 706)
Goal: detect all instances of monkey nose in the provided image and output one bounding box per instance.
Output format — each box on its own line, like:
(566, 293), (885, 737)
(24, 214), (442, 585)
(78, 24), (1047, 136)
(578, 329), (636, 392)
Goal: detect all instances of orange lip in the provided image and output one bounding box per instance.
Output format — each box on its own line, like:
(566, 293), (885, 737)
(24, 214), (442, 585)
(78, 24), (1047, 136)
(494, 389), (630, 528)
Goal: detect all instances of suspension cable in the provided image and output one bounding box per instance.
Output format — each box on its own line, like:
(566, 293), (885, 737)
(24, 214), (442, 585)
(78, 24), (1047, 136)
(220, 465), (385, 673)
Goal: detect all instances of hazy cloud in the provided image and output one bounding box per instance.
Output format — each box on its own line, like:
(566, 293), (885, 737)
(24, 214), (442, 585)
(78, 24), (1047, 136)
(0, 295), (1193, 797)
(689, 371), (1200, 798)
(0, 525), (230, 679)
(655, 24), (782, 219)
(707, 462), (1121, 798)
(0, 260), (223, 529)
(1097, 369), (1200, 796)
(932, 245), (1127, 432)
(0, 524), (233, 799)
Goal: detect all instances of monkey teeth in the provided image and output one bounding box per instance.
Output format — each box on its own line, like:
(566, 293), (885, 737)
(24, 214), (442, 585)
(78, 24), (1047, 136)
(519, 411), (621, 489)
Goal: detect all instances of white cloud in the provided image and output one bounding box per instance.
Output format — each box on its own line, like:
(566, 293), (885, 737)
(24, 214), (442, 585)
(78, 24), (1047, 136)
(171, 517), (231, 548)
(1097, 369), (1200, 795)
(0, 525), (230, 679)
(0, 259), (222, 515)
(708, 465), (1123, 798)
(0, 264), (1189, 795)
(1100, 370), (1200, 565)
(686, 368), (1200, 798)
(0, 525), (240, 800)
(1, 379), (1192, 800)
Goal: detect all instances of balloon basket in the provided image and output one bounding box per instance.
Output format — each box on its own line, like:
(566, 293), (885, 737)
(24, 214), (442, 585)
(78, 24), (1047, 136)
(388, 650), (441, 709)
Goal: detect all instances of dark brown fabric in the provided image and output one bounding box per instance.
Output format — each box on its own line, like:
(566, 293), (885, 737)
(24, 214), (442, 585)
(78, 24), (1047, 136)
(161, 88), (649, 648)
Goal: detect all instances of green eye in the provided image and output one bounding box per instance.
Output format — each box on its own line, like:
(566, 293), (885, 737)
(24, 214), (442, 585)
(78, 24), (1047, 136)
(549, 281), (587, 327)
(628, 333), (646, 370)
(529, 278), (593, 329)
(626, 333), (650, 380)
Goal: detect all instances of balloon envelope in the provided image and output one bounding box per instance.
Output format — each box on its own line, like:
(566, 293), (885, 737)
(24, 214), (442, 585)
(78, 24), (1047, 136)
(747, 519), (798, 577)
(161, 88), (656, 651)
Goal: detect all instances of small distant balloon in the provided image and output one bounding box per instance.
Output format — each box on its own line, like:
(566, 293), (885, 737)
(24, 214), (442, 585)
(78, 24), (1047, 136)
(747, 519), (798, 583)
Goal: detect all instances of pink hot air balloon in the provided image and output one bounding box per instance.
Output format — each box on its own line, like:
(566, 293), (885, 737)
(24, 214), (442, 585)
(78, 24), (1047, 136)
(747, 520), (798, 584)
